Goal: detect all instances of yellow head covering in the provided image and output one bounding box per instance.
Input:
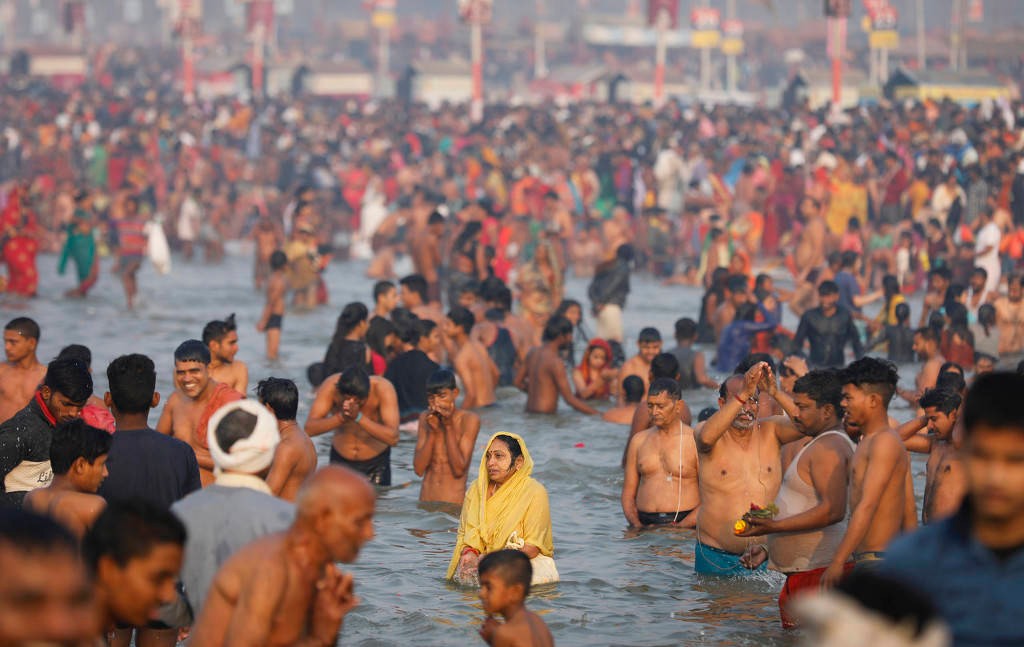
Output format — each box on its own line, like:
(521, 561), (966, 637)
(446, 432), (553, 580)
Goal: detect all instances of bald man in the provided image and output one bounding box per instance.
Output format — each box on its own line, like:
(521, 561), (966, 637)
(188, 467), (375, 647)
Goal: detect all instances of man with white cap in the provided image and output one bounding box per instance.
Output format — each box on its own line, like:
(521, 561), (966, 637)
(170, 400), (294, 621)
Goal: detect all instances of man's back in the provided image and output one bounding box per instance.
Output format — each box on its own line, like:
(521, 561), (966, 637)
(797, 307), (857, 367)
(98, 428), (202, 509)
(524, 347), (560, 414)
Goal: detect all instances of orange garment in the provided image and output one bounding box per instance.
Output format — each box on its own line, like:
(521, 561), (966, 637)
(577, 339), (613, 400)
(193, 382), (244, 449)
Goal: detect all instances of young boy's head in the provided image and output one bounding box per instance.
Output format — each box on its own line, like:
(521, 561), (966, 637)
(637, 328), (662, 363)
(894, 302), (911, 326)
(674, 318), (697, 344)
(621, 376), (644, 404)
(426, 369), (459, 410)
(50, 419), (111, 493)
(270, 250), (288, 272)
(478, 549), (532, 615)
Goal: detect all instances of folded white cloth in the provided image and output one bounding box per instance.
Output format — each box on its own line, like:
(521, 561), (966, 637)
(207, 400), (280, 475)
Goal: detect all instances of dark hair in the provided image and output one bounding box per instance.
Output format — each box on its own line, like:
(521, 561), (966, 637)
(978, 303), (996, 333)
(963, 373), (1024, 434)
(214, 409), (259, 453)
(894, 302), (911, 324)
(839, 357), (898, 406)
(174, 339), (211, 365)
(399, 274), (429, 303)
(936, 370), (967, 395)
(914, 327), (939, 344)
(734, 353), (775, 375)
(43, 358), (93, 403)
(373, 280), (396, 302)
(493, 286), (514, 312)
(918, 388), (962, 415)
(882, 275), (900, 298)
(818, 280), (840, 296)
(650, 353), (680, 380)
(82, 500), (186, 573)
(426, 368), (457, 395)
(0, 508), (77, 555)
(719, 374), (743, 400)
(202, 314), (237, 345)
(648, 378), (681, 401)
(793, 369), (843, 416)
(335, 366), (371, 399)
(5, 316), (40, 341)
(366, 317), (397, 358)
(257, 377), (298, 421)
(270, 250), (287, 270)
(478, 549), (532, 597)
(50, 419), (111, 475)
(833, 572), (942, 640)
(492, 434), (523, 462)
(840, 250), (859, 269)
(427, 211), (445, 225)
(336, 302), (369, 337)
(106, 354), (156, 414)
(945, 302), (968, 329)
(726, 275), (748, 294)
(637, 327), (661, 344)
(542, 315), (573, 342)
(615, 244), (635, 263)
(674, 318), (697, 341)
(621, 376), (644, 403)
(56, 344), (91, 368)
(938, 361), (963, 376)
(447, 306), (475, 335)
(697, 406), (718, 422)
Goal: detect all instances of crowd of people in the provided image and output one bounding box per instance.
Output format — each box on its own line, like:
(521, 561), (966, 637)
(1, 43), (1024, 646)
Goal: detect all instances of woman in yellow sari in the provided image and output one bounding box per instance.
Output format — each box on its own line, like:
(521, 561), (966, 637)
(447, 433), (555, 584)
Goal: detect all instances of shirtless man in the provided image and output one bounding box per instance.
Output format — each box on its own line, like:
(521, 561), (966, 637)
(994, 274), (1024, 355)
(260, 378), (317, 502)
(446, 306), (499, 409)
(515, 316), (598, 416)
(411, 211), (445, 304)
(736, 370), (855, 628)
(188, 467), (373, 647)
(251, 213), (282, 291)
(621, 379), (699, 529)
(898, 327), (944, 406)
(898, 388), (965, 524)
(203, 315), (249, 394)
(0, 317), (47, 424)
(156, 340), (244, 486)
(604, 376), (644, 425)
(693, 363), (803, 576)
(413, 369), (481, 507)
(617, 327), (662, 397)
(822, 357), (911, 586)
(256, 251), (287, 361)
(399, 274), (444, 324)
(793, 197), (826, 272)
(24, 419), (109, 538)
(305, 366), (399, 487)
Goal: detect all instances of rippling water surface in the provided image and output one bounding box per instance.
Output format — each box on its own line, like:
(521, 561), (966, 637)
(9, 250), (931, 647)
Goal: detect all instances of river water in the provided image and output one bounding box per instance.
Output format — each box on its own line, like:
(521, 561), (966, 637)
(8, 249), (930, 647)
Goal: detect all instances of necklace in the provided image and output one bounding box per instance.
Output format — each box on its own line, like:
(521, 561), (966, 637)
(664, 420), (683, 483)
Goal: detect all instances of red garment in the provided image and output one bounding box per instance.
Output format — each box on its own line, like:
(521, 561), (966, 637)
(370, 352), (387, 376)
(577, 339), (613, 400)
(1, 191), (40, 297)
(193, 383), (244, 450)
(940, 330), (975, 369)
(82, 403), (116, 434)
(778, 563), (854, 629)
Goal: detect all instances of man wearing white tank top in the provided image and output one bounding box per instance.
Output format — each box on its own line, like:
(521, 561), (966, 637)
(736, 370), (855, 629)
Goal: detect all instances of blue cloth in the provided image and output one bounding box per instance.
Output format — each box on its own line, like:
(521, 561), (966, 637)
(834, 271), (862, 314)
(879, 503), (1024, 647)
(714, 305), (778, 373)
(695, 540), (766, 577)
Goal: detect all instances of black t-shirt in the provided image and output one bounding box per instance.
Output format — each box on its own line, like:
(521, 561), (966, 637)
(97, 427), (202, 509)
(384, 350), (440, 420)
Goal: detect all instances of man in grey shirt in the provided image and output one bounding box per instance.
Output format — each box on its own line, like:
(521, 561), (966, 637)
(171, 399), (294, 620)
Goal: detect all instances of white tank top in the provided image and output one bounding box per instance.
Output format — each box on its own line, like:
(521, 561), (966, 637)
(768, 430), (855, 573)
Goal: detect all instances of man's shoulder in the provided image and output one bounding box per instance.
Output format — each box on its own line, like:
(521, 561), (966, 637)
(112, 428), (196, 458)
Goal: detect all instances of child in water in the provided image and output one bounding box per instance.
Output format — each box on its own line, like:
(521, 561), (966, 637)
(478, 550), (554, 647)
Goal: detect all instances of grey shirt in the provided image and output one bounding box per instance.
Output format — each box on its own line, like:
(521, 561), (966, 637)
(171, 478), (294, 616)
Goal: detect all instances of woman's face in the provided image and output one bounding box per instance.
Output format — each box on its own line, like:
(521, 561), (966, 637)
(587, 347), (607, 370)
(564, 305), (581, 326)
(486, 439), (523, 486)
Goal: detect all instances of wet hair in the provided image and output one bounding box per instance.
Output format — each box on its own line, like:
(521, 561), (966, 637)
(882, 275), (900, 298)
(650, 353), (680, 380)
(963, 372), (1024, 435)
(0, 508), (77, 556)
(43, 358), (93, 403)
(492, 286), (514, 312)
(818, 280), (840, 296)
(833, 571), (942, 640)
(82, 499), (186, 573)
(106, 354), (157, 414)
(945, 302), (968, 329)
(5, 316), (40, 341)
(492, 434), (523, 462)
(542, 315), (573, 342)
(914, 327), (939, 345)
(894, 302), (911, 324)
(56, 344), (92, 369)
(202, 314), (238, 345)
(793, 369), (843, 417)
(697, 407), (718, 422)
(726, 275), (748, 294)
(637, 327), (662, 344)
(257, 377), (299, 421)
(478, 549), (532, 597)
(615, 244), (635, 263)
(336, 302), (369, 337)
(399, 274), (429, 303)
(919, 388), (961, 415)
(553, 299), (583, 321)
(50, 419), (111, 475)
(214, 409), (259, 453)
(174, 339), (211, 365)
(928, 266), (952, 282)
(373, 280), (396, 302)
(936, 369), (967, 395)
(447, 306), (475, 335)
(648, 378), (681, 401)
(427, 211), (445, 226)
(674, 318), (697, 341)
(426, 368), (457, 395)
(938, 361), (964, 376)
(621, 376), (644, 403)
(335, 366), (371, 399)
(839, 357), (898, 407)
(366, 317), (397, 358)
(978, 304), (996, 333)
(269, 250), (287, 270)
